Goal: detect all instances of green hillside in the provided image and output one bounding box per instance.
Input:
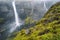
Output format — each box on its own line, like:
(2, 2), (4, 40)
(9, 2), (60, 40)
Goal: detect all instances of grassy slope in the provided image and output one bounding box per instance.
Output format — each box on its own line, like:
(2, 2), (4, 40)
(12, 2), (60, 40)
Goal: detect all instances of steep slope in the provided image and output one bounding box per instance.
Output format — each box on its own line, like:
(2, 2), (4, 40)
(10, 2), (60, 40)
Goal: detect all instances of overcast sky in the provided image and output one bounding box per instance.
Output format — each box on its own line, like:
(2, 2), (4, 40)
(0, 0), (60, 2)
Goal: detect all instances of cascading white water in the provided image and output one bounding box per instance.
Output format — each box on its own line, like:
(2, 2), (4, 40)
(44, 2), (48, 11)
(12, 0), (19, 26)
(41, 0), (48, 11)
(9, 0), (21, 33)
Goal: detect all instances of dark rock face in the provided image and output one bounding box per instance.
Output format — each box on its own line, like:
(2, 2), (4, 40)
(0, 2), (14, 40)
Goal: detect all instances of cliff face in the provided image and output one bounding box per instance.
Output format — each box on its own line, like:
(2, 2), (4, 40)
(10, 2), (60, 40)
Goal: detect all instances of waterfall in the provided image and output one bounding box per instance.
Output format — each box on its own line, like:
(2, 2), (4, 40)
(10, 0), (21, 33)
(44, 2), (48, 11)
(12, 0), (20, 26)
(41, 0), (48, 11)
